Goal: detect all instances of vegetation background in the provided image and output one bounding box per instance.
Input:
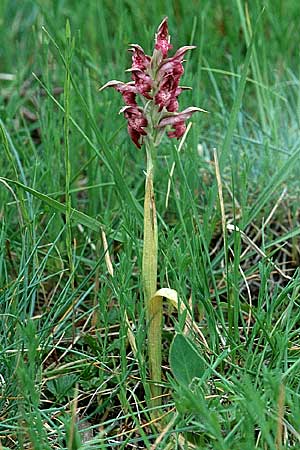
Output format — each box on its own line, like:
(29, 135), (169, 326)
(1, 0), (300, 448)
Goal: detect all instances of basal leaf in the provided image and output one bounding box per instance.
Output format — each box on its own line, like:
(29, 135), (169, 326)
(169, 334), (205, 387)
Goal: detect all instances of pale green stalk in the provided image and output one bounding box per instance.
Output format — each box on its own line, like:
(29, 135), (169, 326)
(142, 138), (161, 405)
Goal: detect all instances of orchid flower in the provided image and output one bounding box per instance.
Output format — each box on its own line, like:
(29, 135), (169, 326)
(99, 18), (206, 412)
(100, 17), (206, 148)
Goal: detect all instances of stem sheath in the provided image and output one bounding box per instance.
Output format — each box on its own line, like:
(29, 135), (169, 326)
(142, 140), (161, 405)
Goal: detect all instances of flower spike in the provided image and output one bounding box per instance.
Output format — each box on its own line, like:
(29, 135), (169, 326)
(99, 18), (206, 148)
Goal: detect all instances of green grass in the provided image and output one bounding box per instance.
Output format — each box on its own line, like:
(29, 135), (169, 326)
(1, 0), (300, 448)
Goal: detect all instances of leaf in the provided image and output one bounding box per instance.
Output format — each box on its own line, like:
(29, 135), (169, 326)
(1, 177), (102, 233)
(47, 374), (77, 401)
(169, 334), (205, 387)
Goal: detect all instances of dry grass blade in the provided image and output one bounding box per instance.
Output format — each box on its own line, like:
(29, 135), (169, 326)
(101, 228), (114, 276)
(227, 224), (292, 280)
(0, 73), (16, 80)
(151, 412), (178, 449)
(241, 187), (287, 259)
(228, 246), (253, 333)
(101, 227), (137, 355)
(68, 384), (79, 449)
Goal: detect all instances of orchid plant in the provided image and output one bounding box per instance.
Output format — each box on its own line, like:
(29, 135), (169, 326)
(100, 17), (205, 407)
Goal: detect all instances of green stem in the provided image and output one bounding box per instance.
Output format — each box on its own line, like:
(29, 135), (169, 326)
(142, 140), (161, 406)
(64, 21), (74, 282)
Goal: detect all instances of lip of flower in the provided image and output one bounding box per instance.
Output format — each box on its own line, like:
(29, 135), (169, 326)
(167, 121), (186, 139)
(119, 105), (148, 148)
(125, 68), (153, 99)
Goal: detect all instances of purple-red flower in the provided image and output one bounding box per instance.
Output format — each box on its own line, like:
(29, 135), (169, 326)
(158, 46), (195, 81)
(157, 107), (206, 139)
(127, 68), (152, 99)
(99, 17), (205, 148)
(154, 76), (182, 112)
(119, 106), (148, 149)
(99, 80), (137, 106)
(155, 17), (172, 58)
(129, 44), (151, 70)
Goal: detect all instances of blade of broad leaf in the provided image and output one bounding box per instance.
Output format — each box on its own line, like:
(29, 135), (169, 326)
(169, 334), (205, 387)
(1, 178), (118, 237)
(0, 118), (32, 214)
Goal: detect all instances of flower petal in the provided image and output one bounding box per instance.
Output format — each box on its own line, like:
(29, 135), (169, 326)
(99, 80), (137, 106)
(99, 80), (125, 91)
(158, 46), (196, 80)
(169, 45), (196, 61)
(128, 44), (151, 70)
(157, 107), (207, 128)
(155, 17), (172, 58)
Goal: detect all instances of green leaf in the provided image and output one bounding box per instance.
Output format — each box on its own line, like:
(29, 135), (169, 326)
(1, 177), (102, 233)
(169, 334), (205, 387)
(65, 19), (71, 39)
(47, 374), (77, 402)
